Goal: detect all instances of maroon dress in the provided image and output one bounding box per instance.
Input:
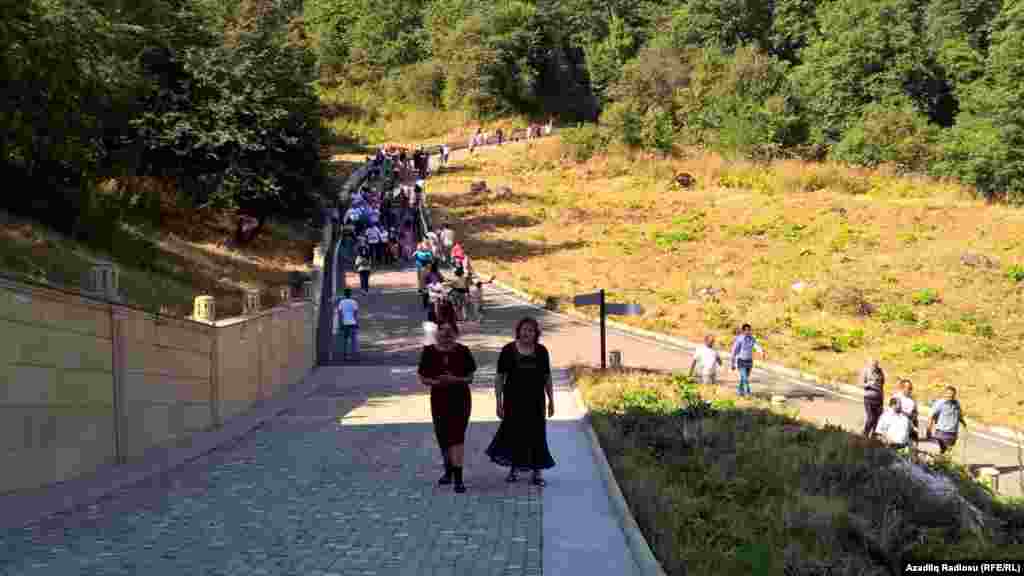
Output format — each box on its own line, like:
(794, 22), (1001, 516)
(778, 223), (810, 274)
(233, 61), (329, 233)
(418, 343), (477, 449)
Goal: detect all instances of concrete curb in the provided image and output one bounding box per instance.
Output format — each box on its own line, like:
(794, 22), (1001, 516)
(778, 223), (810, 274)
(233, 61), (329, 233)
(0, 367), (325, 531)
(570, 382), (668, 576)
(489, 280), (1024, 446)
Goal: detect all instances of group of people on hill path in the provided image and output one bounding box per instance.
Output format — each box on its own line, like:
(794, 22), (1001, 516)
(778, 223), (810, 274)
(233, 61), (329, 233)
(860, 359), (968, 455)
(335, 144), (430, 360)
(686, 325), (968, 457)
(468, 119), (554, 153)
(338, 136), (558, 495)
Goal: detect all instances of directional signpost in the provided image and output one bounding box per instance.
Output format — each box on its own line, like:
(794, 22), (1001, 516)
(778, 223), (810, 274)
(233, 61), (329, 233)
(573, 289), (644, 369)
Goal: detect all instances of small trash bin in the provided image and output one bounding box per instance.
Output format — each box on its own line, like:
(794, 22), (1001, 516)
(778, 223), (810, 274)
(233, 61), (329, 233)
(609, 350), (622, 369)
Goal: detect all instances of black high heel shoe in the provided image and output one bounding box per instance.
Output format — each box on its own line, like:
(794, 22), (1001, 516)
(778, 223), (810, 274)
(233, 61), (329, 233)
(454, 482), (466, 493)
(505, 470), (518, 483)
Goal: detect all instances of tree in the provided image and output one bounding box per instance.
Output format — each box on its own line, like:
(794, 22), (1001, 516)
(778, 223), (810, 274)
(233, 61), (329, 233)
(935, 0), (1024, 202)
(792, 0), (944, 145)
(583, 14), (639, 107)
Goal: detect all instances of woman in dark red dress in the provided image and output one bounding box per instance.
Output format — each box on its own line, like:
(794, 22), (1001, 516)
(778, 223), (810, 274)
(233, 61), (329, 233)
(486, 317), (556, 486)
(418, 321), (477, 493)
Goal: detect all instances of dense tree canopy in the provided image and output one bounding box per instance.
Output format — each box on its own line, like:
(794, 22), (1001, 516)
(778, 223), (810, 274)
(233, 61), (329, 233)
(5, 0), (1024, 209)
(2, 0), (323, 244)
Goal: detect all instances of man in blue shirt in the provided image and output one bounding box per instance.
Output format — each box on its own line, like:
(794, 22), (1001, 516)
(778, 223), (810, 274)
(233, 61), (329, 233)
(730, 323), (766, 397)
(927, 386), (967, 454)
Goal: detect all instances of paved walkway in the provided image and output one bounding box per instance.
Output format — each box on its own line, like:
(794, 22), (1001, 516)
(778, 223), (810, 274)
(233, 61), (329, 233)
(0, 268), (638, 576)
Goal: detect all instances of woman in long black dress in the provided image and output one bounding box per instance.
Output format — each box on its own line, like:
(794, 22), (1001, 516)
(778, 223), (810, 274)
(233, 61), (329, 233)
(486, 316), (556, 486)
(418, 320), (477, 493)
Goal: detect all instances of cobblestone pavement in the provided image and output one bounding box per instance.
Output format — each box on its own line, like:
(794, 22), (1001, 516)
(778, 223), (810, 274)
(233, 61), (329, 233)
(0, 269), (553, 576)
(1, 366), (545, 576)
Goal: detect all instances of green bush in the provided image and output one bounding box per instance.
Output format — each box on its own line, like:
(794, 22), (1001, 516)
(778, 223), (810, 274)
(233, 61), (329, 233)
(911, 288), (940, 305)
(676, 46), (806, 157)
(794, 325), (822, 339)
(1008, 264), (1024, 282)
(643, 107), (676, 156)
(831, 99), (941, 172)
(560, 123), (611, 162)
(654, 212), (706, 248)
(599, 101), (644, 148)
(878, 303), (917, 325)
(911, 341), (945, 358)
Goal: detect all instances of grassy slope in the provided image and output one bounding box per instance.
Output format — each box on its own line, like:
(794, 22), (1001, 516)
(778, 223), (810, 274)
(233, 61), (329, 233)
(428, 138), (1024, 430)
(0, 203), (317, 319)
(575, 368), (1024, 575)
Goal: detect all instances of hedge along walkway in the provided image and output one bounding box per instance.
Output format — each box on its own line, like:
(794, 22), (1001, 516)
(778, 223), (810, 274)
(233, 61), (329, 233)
(433, 141), (1024, 501)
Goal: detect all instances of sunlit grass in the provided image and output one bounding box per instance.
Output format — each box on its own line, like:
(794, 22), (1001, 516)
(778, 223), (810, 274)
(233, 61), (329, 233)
(428, 137), (1024, 430)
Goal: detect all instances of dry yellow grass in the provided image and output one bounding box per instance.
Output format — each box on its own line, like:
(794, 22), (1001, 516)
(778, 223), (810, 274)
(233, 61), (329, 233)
(429, 138), (1024, 430)
(0, 174), (319, 318)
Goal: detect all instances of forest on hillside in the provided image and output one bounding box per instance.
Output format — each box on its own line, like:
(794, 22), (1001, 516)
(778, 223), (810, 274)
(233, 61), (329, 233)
(1, 0), (323, 252)
(3, 0), (1023, 247)
(308, 0), (1024, 202)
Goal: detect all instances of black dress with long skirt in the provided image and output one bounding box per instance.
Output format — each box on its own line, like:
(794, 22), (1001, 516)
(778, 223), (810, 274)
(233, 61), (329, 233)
(418, 344), (477, 450)
(485, 342), (556, 470)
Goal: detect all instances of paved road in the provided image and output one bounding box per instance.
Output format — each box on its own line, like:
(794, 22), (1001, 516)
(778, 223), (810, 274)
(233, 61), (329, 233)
(0, 268), (637, 576)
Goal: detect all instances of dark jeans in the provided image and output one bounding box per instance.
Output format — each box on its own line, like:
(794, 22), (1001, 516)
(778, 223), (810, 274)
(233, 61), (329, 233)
(933, 430), (958, 454)
(359, 270), (370, 292)
(863, 399), (883, 437)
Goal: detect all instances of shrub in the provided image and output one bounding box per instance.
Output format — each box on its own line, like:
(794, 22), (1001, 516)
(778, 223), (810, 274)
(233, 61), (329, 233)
(654, 212), (706, 247)
(878, 303), (917, 325)
(911, 341), (945, 357)
(934, 113), (1024, 204)
(794, 325), (822, 339)
(560, 123), (611, 162)
(386, 60), (446, 108)
(718, 165), (775, 194)
(675, 46), (807, 157)
(643, 106), (676, 156)
(830, 328), (865, 352)
(826, 286), (875, 317)
(599, 101), (644, 148)
(1008, 264), (1024, 282)
(831, 99), (941, 172)
(911, 288), (941, 305)
(703, 303), (735, 330)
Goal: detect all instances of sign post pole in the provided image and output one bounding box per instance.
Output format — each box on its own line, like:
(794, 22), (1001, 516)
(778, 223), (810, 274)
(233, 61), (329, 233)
(600, 289), (606, 370)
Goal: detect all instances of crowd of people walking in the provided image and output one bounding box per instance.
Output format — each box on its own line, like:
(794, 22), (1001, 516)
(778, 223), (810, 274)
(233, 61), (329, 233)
(332, 132), (558, 495)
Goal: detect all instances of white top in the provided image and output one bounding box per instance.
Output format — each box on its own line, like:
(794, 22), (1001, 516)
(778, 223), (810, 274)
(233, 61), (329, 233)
(891, 392), (916, 416)
(440, 228), (454, 247)
(693, 344), (721, 376)
(365, 226), (381, 244)
(876, 409), (911, 445)
(338, 298), (358, 326)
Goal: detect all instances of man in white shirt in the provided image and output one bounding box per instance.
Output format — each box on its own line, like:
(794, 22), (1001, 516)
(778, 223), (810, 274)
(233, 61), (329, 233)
(440, 223), (455, 266)
(378, 227), (390, 265)
(426, 227), (440, 259)
(890, 378), (919, 441)
(875, 397), (911, 450)
(365, 224), (381, 265)
(337, 288), (359, 362)
(689, 334), (722, 384)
